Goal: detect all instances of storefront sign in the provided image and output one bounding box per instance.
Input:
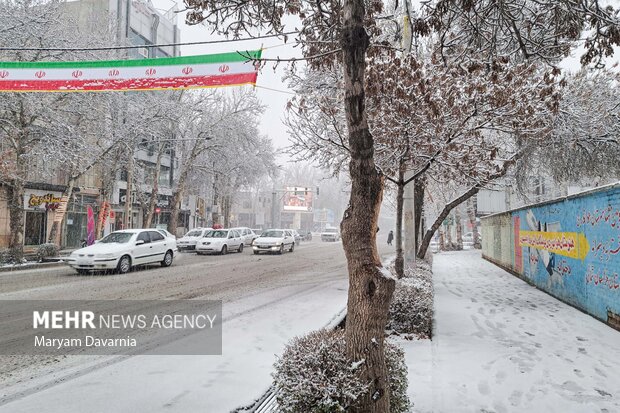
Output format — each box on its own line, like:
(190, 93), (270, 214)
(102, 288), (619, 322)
(28, 193), (62, 210)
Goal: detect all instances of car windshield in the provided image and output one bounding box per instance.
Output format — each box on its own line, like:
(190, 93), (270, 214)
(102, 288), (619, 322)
(186, 230), (202, 237)
(99, 232), (133, 244)
(324, 228), (338, 233)
(205, 230), (227, 238)
(261, 230), (283, 238)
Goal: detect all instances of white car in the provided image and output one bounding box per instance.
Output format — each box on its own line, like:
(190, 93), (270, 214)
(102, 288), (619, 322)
(177, 227), (212, 251)
(252, 229), (295, 255)
(232, 227), (258, 246)
(195, 228), (244, 255)
(65, 229), (176, 274)
(321, 227), (340, 242)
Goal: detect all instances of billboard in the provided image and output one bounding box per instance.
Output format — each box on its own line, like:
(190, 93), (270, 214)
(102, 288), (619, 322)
(283, 187), (313, 212)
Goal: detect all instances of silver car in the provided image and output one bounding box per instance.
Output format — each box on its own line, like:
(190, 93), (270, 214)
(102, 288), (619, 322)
(195, 229), (244, 255)
(232, 227), (258, 246)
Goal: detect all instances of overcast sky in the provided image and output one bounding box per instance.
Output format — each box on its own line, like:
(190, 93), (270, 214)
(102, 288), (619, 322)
(151, 0), (299, 157)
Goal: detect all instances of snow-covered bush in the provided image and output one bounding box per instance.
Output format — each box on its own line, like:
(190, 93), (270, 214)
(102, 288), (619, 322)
(0, 249), (12, 264)
(388, 261), (434, 338)
(36, 243), (59, 261)
(385, 339), (411, 413)
(273, 329), (410, 412)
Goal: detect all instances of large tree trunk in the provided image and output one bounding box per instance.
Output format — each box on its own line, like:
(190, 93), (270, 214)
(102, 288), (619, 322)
(123, 148), (135, 229)
(394, 167), (405, 279)
(455, 208), (463, 250)
(341, 1), (395, 411)
(211, 173), (220, 227)
(47, 177), (75, 246)
(168, 183), (185, 236)
(467, 197), (481, 249)
(8, 179), (25, 262)
(413, 177), (425, 252)
(145, 146), (164, 228)
(223, 195), (231, 228)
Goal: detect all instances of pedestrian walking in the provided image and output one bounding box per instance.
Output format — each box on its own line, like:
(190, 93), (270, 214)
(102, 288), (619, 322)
(387, 230), (394, 246)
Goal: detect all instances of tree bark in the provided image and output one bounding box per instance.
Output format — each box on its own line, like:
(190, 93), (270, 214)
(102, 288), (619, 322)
(8, 179), (25, 262)
(455, 208), (463, 250)
(145, 145), (164, 228)
(394, 167), (405, 279)
(123, 147), (135, 229)
(341, 1), (395, 411)
(468, 197), (481, 249)
(413, 177), (425, 252)
(211, 172), (220, 227)
(47, 176), (75, 245)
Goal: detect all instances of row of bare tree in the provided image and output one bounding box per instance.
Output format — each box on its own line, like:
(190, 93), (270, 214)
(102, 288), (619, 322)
(0, 1), (276, 262)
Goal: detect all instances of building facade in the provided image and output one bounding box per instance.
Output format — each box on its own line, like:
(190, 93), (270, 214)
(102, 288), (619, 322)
(0, 1), (204, 251)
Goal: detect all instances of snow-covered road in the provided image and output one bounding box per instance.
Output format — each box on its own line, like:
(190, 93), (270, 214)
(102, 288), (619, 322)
(403, 250), (620, 413)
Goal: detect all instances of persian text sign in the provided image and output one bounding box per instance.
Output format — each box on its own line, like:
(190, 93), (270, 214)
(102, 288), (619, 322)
(519, 230), (590, 260)
(0, 50), (261, 92)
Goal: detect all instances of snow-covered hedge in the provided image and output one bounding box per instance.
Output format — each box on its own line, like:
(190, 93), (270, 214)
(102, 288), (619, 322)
(273, 328), (410, 412)
(36, 243), (59, 261)
(388, 261), (434, 338)
(0, 249), (12, 264)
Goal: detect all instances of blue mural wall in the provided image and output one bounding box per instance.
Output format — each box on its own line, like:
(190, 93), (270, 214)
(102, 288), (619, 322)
(511, 187), (620, 323)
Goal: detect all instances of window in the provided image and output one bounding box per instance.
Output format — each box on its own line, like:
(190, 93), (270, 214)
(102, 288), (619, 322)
(159, 166), (171, 186)
(100, 232), (132, 244)
(137, 232), (151, 244)
(149, 231), (165, 242)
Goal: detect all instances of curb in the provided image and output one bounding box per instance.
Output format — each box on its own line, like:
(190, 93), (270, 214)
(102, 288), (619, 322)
(0, 260), (66, 273)
(238, 306), (348, 413)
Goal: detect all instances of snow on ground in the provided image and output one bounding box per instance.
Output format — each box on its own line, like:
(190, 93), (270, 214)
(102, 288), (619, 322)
(402, 250), (620, 413)
(0, 278), (349, 413)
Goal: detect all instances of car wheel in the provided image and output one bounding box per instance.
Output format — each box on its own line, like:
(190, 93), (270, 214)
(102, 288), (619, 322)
(117, 255), (131, 274)
(289, 243), (295, 252)
(161, 250), (173, 267)
(279, 244), (284, 254)
(238, 243), (244, 253)
(253, 250), (259, 255)
(221, 245), (228, 255)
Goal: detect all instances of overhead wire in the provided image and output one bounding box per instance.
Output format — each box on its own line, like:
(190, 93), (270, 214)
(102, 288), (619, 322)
(0, 31), (298, 52)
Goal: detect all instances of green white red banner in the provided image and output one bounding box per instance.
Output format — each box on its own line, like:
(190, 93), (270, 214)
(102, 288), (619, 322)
(0, 50), (261, 92)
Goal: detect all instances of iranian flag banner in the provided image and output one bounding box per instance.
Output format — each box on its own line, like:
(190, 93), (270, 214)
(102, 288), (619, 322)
(0, 50), (261, 92)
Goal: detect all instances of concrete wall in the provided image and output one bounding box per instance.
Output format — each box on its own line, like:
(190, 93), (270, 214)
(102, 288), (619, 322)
(482, 183), (620, 331)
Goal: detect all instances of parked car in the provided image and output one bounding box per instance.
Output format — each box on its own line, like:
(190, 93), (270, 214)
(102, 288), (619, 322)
(177, 228), (212, 251)
(321, 227), (340, 242)
(291, 229), (302, 244)
(65, 229), (176, 275)
(157, 228), (176, 240)
(195, 229), (244, 255)
(252, 229), (295, 254)
(232, 227), (258, 246)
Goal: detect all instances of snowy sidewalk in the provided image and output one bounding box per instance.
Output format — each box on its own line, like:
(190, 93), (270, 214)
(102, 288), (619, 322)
(403, 250), (620, 413)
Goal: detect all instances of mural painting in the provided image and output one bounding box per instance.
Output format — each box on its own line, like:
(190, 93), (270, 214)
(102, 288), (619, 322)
(511, 190), (620, 323)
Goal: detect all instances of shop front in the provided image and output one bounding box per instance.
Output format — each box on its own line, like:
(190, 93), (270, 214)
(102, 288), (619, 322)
(23, 190), (65, 246)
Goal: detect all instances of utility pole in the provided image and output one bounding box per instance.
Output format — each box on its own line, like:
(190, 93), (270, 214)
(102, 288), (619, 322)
(402, 0), (417, 266)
